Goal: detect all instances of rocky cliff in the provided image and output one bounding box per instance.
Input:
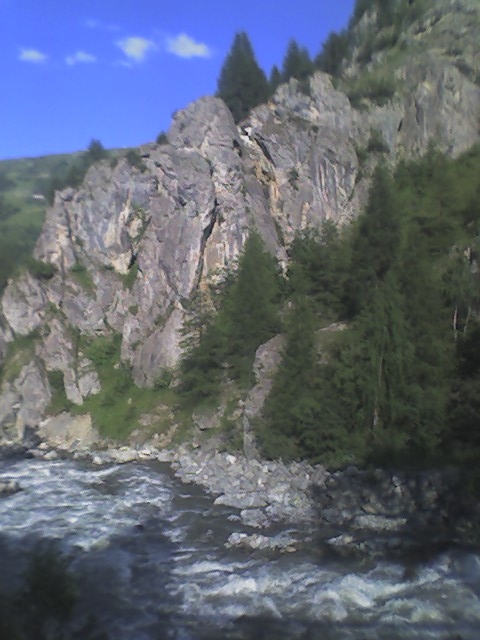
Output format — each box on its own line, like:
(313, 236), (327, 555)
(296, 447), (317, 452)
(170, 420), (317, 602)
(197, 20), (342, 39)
(0, 0), (479, 441)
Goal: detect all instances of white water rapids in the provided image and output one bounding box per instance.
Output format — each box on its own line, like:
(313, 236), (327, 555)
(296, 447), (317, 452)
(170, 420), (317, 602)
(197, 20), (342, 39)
(1, 455), (479, 639)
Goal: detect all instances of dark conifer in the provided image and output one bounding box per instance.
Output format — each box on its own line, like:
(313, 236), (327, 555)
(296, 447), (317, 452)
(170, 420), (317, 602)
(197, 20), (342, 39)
(216, 32), (270, 123)
(344, 165), (401, 317)
(269, 65), (283, 94)
(315, 30), (350, 77)
(222, 231), (282, 382)
(281, 39), (314, 83)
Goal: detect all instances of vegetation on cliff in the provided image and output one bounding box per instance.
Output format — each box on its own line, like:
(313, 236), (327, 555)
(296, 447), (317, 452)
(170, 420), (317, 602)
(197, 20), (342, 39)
(181, 145), (480, 468)
(0, 141), (110, 293)
(180, 231), (282, 404)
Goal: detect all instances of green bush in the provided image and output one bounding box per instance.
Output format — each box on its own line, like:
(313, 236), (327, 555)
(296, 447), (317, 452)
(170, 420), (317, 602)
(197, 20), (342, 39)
(156, 131), (168, 145)
(121, 263), (139, 289)
(154, 367), (174, 389)
(288, 167), (300, 190)
(1, 332), (40, 384)
(347, 72), (397, 107)
(125, 150), (147, 173)
(84, 333), (121, 368)
(70, 262), (95, 292)
(26, 257), (57, 280)
(73, 332), (179, 439)
(47, 370), (73, 414)
(367, 128), (390, 153)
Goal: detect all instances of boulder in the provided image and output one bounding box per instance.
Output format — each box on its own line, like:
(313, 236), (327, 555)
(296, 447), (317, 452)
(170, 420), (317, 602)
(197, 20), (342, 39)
(38, 413), (100, 450)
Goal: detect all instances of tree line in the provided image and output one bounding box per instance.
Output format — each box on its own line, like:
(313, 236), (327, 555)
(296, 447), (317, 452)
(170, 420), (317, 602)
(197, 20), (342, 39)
(216, 0), (430, 123)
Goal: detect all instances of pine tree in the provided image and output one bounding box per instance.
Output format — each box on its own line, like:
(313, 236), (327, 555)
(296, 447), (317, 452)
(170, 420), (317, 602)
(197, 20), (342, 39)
(397, 218), (454, 449)
(349, 273), (414, 440)
(179, 316), (226, 407)
(288, 221), (348, 320)
(448, 322), (480, 459)
(281, 39), (314, 83)
(216, 32), (270, 123)
(260, 295), (318, 459)
(269, 65), (283, 94)
(222, 231), (282, 383)
(315, 30), (350, 77)
(344, 165), (401, 317)
(85, 139), (107, 163)
(179, 231), (282, 401)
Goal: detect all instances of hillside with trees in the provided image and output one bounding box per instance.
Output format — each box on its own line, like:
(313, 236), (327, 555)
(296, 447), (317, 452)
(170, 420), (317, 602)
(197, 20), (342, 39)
(180, 145), (480, 470)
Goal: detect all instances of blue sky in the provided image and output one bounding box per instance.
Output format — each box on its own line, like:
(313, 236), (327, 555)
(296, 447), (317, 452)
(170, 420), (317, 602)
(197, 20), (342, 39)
(1, 0), (355, 160)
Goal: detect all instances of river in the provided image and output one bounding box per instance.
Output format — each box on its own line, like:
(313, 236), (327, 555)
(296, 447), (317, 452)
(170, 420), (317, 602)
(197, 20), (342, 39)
(1, 454), (479, 639)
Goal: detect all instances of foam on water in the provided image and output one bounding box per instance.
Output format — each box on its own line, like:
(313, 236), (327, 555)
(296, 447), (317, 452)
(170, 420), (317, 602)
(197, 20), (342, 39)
(173, 559), (247, 576)
(1, 456), (480, 639)
(0, 459), (175, 550)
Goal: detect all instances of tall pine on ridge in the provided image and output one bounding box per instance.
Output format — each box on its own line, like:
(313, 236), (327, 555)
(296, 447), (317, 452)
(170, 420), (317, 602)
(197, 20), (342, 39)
(216, 32), (270, 123)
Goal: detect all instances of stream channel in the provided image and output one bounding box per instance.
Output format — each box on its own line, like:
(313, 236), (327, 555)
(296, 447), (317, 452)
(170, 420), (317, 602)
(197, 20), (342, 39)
(1, 454), (479, 639)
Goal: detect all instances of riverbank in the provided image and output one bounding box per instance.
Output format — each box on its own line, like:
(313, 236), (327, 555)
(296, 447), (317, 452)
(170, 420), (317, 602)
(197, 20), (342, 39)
(2, 423), (480, 558)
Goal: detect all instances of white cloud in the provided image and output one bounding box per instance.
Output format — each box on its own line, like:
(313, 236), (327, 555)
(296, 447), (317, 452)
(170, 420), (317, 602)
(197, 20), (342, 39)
(66, 51), (97, 66)
(166, 33), (211, 59)
(116, 36), (156, 62)
(19, 48), (48, 63)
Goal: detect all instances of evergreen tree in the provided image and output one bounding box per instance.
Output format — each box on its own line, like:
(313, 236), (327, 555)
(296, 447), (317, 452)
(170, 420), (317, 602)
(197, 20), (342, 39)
(179, 231), (282, 402)
(216, 32), (270, 123)
(448, 322), (480, 459)
(344, 165), (401, 317)
(288, 221), (348, 320)
(281, 39), (314, 83)
(179, 315), (227, 406)
(349, 273), (414, 442)
(85, 138), (107, 163)
(222, 231), (282, 383)
(261, 294), (366, 466)
(315, 30), (350, 77)
(269, 65), (283, 94)
(397, 218), (455, 448)
(260, 295), (319, 459)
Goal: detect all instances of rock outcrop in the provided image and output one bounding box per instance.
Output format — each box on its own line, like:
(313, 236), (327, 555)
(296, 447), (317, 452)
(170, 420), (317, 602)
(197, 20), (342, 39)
(0, 0), (479, 437)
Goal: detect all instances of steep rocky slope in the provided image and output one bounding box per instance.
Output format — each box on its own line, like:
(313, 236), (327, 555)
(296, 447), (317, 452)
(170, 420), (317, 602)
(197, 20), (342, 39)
(0, 0), (479, 441)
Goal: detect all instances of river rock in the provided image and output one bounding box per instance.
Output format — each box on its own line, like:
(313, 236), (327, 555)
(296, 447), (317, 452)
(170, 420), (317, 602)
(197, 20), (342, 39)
(353, 514), (407, 532)
(38, 413), (100, 451)
(106, 447), (139, 464)
(0, 479), (21, 498)
(240, 508), (269, 528)
(214, 493), (267, 509)
(226, 531), (297, 552)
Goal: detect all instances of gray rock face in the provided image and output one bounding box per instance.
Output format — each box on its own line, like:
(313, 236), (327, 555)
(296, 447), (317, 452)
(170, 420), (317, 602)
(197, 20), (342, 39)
(242, 334), (285, 458)
(395, 58), (480, 158)
(1, 274), (47, 337)
(0, 7), (478, 432)
(0, 361), (51, 441)
(245, 74), (362, 236)
(38, 412), (100, 451)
